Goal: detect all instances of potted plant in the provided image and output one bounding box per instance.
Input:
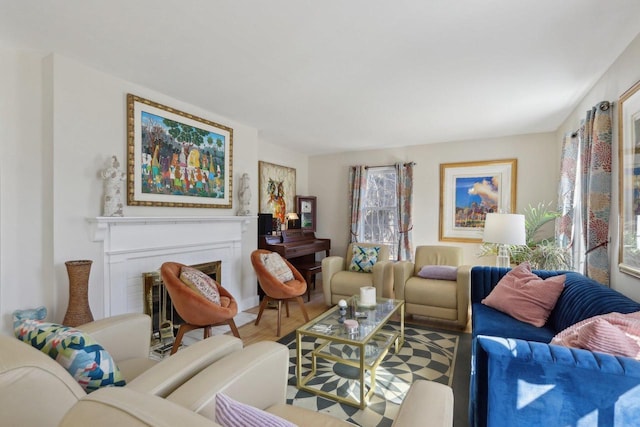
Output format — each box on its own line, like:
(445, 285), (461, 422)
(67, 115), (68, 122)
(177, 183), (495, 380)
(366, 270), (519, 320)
(479, 202), (571, 270)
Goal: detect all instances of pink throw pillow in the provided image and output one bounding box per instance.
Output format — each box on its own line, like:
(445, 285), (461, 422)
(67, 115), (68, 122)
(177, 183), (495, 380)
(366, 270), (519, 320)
(551, 311), (640, 359)
(481, 262), (565, 327)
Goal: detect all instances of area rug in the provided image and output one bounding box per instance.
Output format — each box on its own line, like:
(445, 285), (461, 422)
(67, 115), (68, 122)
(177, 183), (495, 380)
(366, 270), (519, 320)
(278, 321), (470, 427)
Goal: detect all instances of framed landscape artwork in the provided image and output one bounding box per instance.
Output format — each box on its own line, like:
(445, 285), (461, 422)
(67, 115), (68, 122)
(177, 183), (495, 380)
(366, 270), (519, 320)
(439, 159), (517, 242)
(258, 161), (296, 230)
(126, 94), (233, 208)
(618, 80), (640, 278)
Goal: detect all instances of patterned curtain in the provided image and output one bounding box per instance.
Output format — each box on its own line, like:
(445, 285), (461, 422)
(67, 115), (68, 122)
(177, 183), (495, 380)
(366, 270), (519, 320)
(581, 101), (612, 285)
(348, 166), (367, 243)
(556, 132), (580, 269)
(395, 162), (414, 261)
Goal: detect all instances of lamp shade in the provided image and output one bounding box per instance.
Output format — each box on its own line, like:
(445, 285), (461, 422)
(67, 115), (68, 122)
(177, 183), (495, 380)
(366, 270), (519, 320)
(287, 212), (299, 220)
(483, 213), (526, 246)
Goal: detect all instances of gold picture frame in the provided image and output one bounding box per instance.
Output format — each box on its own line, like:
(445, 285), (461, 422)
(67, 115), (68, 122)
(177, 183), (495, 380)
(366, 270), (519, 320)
(126, 94), (233, 208)
(439, 159), (517, 242)
(618, 80), (640, 278)
(258, 161), (296, 230)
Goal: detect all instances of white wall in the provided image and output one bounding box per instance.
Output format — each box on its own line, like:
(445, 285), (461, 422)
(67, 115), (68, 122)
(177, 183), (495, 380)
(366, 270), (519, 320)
(0, 47), (51, 333)
(0, 51), (266, 334)
(556, 33), (640, 301)
(308, 133), (560, 266)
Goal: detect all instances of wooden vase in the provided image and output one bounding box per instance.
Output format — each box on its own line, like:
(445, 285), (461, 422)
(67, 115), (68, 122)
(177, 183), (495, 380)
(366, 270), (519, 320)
(63, 260), (94, 327)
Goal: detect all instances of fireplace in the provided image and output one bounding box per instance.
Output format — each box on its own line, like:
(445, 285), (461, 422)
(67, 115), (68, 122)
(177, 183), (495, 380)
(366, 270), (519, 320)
(143, 261), (221, 339)
(88, 215), (255, 318)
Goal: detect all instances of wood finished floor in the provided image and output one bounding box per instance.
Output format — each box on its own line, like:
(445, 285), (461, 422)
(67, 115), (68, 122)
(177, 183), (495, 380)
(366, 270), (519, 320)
(235, 285), (471, 347)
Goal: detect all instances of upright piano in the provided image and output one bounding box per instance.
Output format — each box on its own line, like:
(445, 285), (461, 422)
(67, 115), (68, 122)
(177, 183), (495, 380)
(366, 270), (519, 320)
(258, 229), (331, 264)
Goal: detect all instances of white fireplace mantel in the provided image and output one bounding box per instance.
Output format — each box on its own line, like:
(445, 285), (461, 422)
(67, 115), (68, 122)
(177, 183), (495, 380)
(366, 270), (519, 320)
(87, 216), (253, 242)
(86, 215), (256, 317)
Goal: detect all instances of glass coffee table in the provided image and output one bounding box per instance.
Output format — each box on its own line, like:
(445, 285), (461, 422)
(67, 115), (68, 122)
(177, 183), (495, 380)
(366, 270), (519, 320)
(295, 295), (404, 408)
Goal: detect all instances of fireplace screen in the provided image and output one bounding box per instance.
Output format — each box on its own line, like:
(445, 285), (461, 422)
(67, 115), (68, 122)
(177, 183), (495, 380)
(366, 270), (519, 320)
(143, 261), (221, 355)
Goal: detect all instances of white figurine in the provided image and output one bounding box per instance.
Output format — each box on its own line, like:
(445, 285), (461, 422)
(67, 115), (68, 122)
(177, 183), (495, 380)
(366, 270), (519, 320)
(101, 155), (125, 217)
(236, 172), (252, 216)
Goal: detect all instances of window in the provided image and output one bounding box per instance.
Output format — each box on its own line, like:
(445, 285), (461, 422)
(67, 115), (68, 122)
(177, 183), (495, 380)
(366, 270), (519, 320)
(359, 167), (397, 260)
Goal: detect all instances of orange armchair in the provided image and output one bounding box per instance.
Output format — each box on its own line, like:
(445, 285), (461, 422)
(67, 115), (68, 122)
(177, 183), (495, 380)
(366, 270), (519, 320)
(250, 249), (310, 336)
(160, 262), (240, 354)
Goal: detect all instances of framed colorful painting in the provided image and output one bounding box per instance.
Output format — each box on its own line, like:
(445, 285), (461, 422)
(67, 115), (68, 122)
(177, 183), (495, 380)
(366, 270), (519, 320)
(439, 159), (517, 242)
(126, 94), (233, 208)
(258, 161), (296, 230)
(618, 80), (640, 278)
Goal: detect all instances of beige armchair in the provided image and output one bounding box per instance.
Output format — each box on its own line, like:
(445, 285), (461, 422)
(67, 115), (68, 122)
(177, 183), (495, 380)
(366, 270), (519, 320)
(394, 245), (471, 328)
(322, 242), (393, 306)
(1, 313), (242, 426)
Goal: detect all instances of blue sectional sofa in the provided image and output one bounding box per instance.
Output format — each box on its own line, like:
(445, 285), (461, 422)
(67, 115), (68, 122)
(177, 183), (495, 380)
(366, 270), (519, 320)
(470, 266), (640, 427)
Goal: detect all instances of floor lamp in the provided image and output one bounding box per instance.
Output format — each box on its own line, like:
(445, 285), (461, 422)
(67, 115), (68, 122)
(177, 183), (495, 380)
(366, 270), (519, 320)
(483, 213), (526, 268)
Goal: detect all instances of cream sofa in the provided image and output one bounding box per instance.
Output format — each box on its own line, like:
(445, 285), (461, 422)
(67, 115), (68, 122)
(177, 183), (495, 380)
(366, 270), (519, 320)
(322, 242), (394, 305)
(393, 245), (471, 328)
(62, 338), (453, 427)
(1, 315), (454, 426)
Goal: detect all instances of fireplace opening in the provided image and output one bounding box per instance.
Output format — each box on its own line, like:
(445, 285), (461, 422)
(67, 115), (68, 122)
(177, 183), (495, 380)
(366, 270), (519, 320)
(143, 261), (222, 356)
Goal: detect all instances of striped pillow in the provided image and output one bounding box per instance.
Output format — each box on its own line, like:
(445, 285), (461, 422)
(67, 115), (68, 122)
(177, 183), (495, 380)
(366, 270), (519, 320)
(215, 393), (296, 427)
(551, 311), (640, 359)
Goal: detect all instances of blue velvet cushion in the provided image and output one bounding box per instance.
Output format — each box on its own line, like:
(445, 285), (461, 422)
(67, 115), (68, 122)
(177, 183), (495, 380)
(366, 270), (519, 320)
(549, 272), (640, 332)
(472, 303), (556, 343)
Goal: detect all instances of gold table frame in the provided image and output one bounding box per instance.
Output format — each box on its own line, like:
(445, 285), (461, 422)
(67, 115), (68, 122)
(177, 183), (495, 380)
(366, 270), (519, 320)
(295, 296), (405, 408)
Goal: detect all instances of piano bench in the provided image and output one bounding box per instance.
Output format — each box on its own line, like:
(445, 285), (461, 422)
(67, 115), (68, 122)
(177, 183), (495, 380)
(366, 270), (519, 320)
(295, 262), (322, 302)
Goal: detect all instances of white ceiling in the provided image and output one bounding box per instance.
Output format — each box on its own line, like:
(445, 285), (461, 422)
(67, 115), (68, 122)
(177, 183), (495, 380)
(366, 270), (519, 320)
(2, 0), (640, 155)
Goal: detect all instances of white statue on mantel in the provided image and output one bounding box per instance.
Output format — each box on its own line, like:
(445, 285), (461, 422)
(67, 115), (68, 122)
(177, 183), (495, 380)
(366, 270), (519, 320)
(101, 155), (125, 217)
(236, 172), (252, 216)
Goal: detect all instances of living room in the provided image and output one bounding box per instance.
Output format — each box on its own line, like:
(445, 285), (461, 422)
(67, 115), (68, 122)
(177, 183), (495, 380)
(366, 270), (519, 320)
(2, 2), (640, 425)
(3, 1), (640, 332)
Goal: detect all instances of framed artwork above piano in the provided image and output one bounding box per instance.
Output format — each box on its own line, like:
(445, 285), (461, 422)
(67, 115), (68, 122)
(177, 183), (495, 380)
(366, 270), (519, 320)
(296, 195), (317, 232)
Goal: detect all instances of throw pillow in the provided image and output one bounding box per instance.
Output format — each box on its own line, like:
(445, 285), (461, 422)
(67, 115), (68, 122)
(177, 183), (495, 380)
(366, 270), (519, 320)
(349, 245), (381, 273)
(14, 319), (126, 393)
(481, 262), (566, 327)
(180, 266), (221, 305)
(417, 265), (458, 281)
(551, 311), (640, 359)
(260, 252), (295, 282)
(12, 305), (47, 322)
(215, 392), (297, 427)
